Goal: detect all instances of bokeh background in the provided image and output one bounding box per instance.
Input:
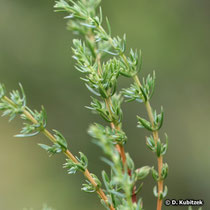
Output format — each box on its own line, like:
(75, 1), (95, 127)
(0, 0), (209, 209)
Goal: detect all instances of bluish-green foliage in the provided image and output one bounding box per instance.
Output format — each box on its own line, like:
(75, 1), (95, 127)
(0, 0), (173, 209)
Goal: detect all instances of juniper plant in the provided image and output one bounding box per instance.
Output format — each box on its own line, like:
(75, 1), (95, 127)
(1, 0), (169, 210)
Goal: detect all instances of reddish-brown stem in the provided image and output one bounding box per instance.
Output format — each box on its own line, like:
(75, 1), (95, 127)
(95, 51), (128, 169)
(134, 75), (164, 210)
(105, 98), (137, 202)
(145, 103), (163, 210)
(88, 32), (136, 204)
(132, 185), (137, 203)
(104, 98), (127, 164)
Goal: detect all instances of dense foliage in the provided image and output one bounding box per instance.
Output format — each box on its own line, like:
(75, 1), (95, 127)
(0, 1), (172, 210)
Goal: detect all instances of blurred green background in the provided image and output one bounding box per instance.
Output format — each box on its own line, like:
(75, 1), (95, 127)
(0, 0), (209, 209)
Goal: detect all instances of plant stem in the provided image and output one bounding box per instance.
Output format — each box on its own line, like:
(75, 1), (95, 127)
(133, 75), (163, 210)
(98, 23), (163, 204)
(93, 37), (136, 202)
(89, 23), (139, 204)
(3, 96), (115, 210)
(87, 31), (128, 169)
(104, 97), (127, 164)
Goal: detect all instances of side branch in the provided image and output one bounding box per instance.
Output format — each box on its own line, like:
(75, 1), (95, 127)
(133, 75), (164, 210)
(2, 96), (115, 210)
